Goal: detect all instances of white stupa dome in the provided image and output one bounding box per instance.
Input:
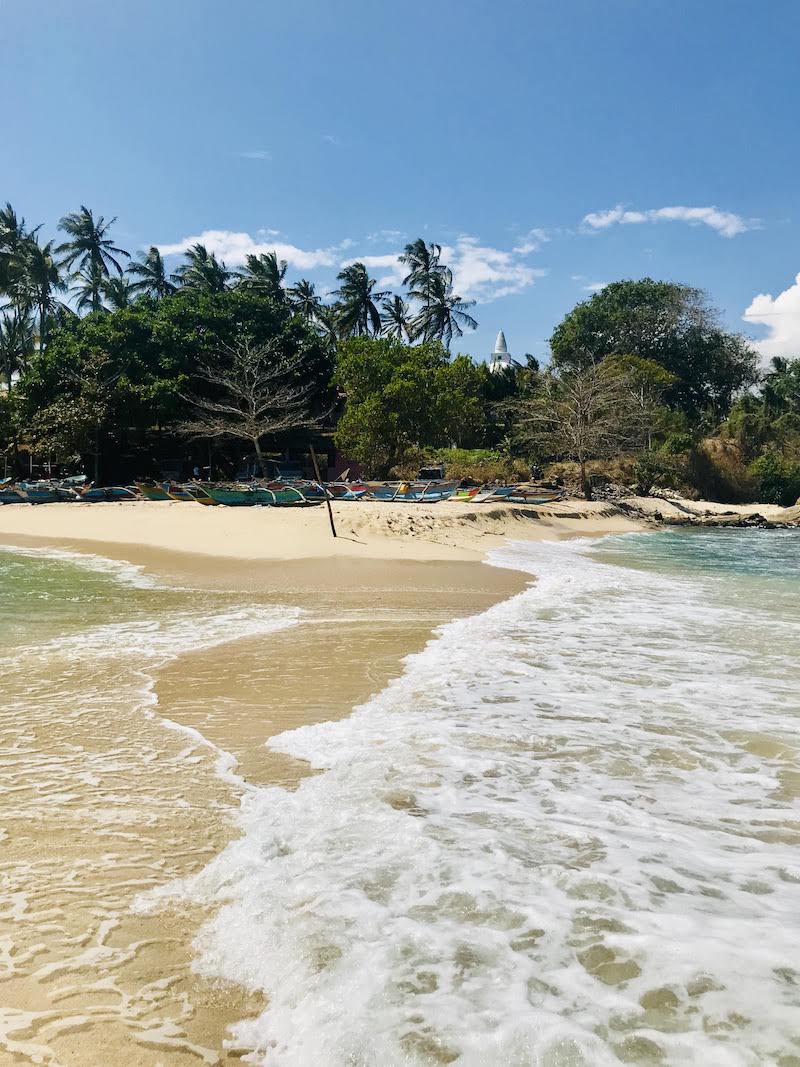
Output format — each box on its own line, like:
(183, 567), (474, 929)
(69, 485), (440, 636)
(488, 329), (514, 373)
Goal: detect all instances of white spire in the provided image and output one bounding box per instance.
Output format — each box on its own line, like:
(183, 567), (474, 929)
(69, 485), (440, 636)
(489, 329), (513, 373)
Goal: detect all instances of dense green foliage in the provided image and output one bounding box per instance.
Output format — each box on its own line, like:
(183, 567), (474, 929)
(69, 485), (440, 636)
(550, 279), (758, 420)
(2, 199), (799, 502)
(332, 338), (494, 477)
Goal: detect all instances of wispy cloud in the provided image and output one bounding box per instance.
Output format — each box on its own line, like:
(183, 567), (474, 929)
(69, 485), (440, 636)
(513, 228), (549, 255)
(743, 272), (800, 364)
(237, 150), (272, 161)
(583, 281), (608, 292)
(582, 204), (757, 239)
(341, 235), (545, 303)
(157, 229), (342, 270)
(322, 134), (341, 146)
(157, 227), (545, 304)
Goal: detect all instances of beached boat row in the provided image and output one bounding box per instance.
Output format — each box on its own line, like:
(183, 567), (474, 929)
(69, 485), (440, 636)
(0, 477), (564, 507)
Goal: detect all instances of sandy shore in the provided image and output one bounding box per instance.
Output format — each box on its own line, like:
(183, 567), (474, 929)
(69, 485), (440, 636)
(0, 525), (533, 1066)
(0, 497), (646, 565)
(5, 494), (790, 1064)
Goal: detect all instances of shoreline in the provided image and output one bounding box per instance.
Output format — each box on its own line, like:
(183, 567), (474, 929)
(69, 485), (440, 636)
(2, 501), (795, 1064)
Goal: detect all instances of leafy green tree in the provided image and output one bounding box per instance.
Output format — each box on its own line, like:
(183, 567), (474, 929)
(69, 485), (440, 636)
(19, 288), (332, 479)
(72, 262), (109, 314)
(127, 246), (175, 298)
(57, 206), (129, 312)
(550, 279), (758, 419)
(747, 451), (800, 506)
(333, 337), (487, 475)
(380, 295), (413, 341)
(399, 239), (451, 299)
(102, 275), (136, 311)
(0, 203), (32, 294)
(171, 243), (231, 292)
(333, 263), (388, 337)
(288, 279), (323, 323)
(0, 310), (34, 390)
(411, 271), (477, 349)
(17, 237), (68, 349)
(237, 251), (287, 302)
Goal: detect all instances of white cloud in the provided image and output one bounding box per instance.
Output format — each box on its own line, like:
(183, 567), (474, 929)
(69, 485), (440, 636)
(445, 236), (545, 302)
(238, 150), (272, 161)
(339, 253), (407, 289)
(157, 229), (341, 270)
(583, 281), (608, 292)
(322, 134), (341, 146)
(513, 228), (550, 255)
(157, 228), (545, 304)
(341, 235), (545, 303)
(582, 204), (756, 238)
(743, 272), (800, 362)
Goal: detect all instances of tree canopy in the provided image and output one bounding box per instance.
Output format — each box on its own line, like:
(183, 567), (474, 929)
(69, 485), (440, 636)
(550, 279), (758, 419)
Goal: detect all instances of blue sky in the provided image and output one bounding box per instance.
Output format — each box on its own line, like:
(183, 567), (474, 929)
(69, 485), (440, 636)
(3, 0), (799, 364)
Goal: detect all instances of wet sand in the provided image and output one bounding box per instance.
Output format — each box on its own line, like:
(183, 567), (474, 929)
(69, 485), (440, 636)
(0, 548), (526, 1066)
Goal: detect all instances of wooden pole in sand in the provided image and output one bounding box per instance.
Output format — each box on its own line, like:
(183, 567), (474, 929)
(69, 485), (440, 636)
(309, 443), (337, 539)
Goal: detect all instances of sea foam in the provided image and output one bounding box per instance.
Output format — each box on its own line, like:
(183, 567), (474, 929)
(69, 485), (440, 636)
(166, 536), (800, 1066)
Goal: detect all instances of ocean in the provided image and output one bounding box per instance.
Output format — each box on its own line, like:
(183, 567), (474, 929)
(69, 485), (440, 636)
(1, 531), (798, 1066)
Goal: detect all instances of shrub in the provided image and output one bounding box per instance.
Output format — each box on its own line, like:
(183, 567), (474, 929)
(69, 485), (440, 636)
(747, 451), (800, 506)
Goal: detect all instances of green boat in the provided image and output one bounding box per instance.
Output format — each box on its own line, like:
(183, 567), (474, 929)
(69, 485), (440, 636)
(206, 484), (321, 507)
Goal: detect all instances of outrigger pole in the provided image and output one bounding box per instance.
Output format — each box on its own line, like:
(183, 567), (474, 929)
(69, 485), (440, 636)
(309, 443), (337, 539)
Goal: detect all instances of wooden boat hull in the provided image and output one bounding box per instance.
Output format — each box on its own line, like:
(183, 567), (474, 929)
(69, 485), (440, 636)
(21, 487), (77, 504)
(79, 486), (138, 502)
(0, 488), (27, 504)
(136, 482), (172, 501)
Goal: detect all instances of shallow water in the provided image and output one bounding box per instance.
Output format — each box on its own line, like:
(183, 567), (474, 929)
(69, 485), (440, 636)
(0, 548), (299, 1065)
(162, 529), (800, 1066)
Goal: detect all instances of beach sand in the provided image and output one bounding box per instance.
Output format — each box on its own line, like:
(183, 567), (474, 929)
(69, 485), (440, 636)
(0, 500), (648, 1065)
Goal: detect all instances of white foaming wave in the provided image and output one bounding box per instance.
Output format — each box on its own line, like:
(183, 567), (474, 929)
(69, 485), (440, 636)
(171, 538), (800, 1066)
(0, 544), (157, 588)
(29, 605), (302, 665)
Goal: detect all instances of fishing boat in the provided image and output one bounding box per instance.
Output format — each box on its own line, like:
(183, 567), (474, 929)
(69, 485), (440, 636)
(504, 485), (564, 505)
(367, 480), (461, 502)
(20, 482), (79, 504)
(164, 484), (198, 502)
(0, 485), (27, 504)
(185, 483), (218, 505)
(205, 484), (321, 507)
(78, 486), (138, 502)
(135, 481), (172, 501)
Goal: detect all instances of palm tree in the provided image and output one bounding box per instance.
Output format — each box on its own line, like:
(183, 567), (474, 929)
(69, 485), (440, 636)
(127, 246), (175, 298)
(411, 271), (477, 349)
(0, 310), (34, 390)
(237, 251), (287, 301)
(18, 237), (68, 348)
(0, 203), (31, 294)
(57, 206), (129, 290)
(399, 238), (451, 302)
(172, 244), (231, 292)
(102, 275), (136, 311)
(333, 263), (389, 337)
(380, 294), (413, 341)
(287, 278), (323, 322)
(72, 262), (109, 313)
